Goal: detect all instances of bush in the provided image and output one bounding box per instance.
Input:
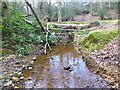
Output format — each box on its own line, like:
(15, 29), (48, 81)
(2, 7), (57, 57)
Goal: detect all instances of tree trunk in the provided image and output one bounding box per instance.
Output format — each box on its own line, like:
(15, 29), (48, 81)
(89, 1), (93, 15)
(57, 2), (62, 22)
(2, 2), (10, 19)
(48, 0), (52, 22)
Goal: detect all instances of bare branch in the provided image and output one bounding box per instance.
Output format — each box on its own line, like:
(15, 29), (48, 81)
(24, 0), (45, 31)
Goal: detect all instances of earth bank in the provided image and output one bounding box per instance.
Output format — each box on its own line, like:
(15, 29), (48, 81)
(74, 28), (119, 88)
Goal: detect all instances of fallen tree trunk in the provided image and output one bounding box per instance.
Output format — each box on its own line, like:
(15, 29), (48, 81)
(24, 0), (45, 31)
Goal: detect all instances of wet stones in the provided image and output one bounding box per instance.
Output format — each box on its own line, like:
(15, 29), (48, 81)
(74, 63), (79, 66)
(43, 56), (53, 60)
(32, 57), (37, 61)
(30, 61), (34, 64)
(69, 68), (73, 71)
(12, 77), (20, 82)
(64, 65), (73, 72)
(64, 66), (71, 70)
(4, 81), (12, 86)
(28, 67), (33, 70)
(26, 77), (32, 80)
(19, 76), (25, 80)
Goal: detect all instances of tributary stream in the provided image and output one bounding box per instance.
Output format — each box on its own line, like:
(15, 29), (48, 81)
(19, 43), (110, 88)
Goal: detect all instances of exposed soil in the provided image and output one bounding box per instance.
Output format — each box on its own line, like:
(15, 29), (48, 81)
(74, 14), (99, 22)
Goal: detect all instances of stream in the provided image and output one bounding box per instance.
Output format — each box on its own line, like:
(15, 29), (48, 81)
(19, 43), (110, 88)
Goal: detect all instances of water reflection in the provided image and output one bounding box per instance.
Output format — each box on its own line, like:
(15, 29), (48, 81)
(20, 43), (109, 88)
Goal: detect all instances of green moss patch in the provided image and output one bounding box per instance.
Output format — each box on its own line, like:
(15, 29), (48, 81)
(79, 29), (119, 52)
(0, 75), (10, 79)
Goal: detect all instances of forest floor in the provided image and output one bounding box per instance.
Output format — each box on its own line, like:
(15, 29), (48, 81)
(0, 19), (119, 88)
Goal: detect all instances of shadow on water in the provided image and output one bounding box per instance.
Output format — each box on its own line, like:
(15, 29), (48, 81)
(20, 43), (110, 88)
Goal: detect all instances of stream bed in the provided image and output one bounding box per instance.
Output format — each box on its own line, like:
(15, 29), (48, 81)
(19, 43), (110, 88)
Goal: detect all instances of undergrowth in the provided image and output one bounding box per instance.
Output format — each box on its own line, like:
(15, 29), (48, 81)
(2, 5), (57, 57)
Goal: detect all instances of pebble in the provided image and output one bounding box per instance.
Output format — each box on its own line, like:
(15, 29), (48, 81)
(10, 74), (13, 77)
(74, 63), (79, 66)
(14, 86), (19, 88)
(20, 76), (25, 80)
(18, 72), (22, 75)
(15, 61), (20, 64)
(28, 67), (33, 70)
(33, 57), (37, 61)
(4, 81), (12, 86)
(12, 77), (19, 82)
(30, 61), (34, 64)
(3, 72), (8, 75)
(69, 68), (73, 72)
(26, 77), (32, 80)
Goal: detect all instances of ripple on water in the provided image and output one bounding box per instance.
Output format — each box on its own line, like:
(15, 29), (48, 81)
(19, 43), (110, 88)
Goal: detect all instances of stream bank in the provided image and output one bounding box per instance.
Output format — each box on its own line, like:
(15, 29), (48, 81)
(18, 43), (111, 88)
(83, 35), (120, 88)
(1, 40), (112, 88)
(0, 44), (45, 88)
(73, 33), (119, 88)
(1, 21), (119, 88)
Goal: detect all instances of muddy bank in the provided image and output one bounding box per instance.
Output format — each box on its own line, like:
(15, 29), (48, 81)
(78, 35), (120, 88)
(0, 32), (74, 88)
(0, 44), (45, 88)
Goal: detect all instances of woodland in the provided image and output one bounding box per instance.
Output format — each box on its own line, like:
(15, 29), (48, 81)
(0, 0), (120, 89)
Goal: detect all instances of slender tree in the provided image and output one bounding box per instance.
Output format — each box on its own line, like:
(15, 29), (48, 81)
(2, 1), (10, 19)
(57, 2), (62, 22)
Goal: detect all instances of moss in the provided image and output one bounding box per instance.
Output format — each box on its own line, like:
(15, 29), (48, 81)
(54, 29), (61, 32)
(0, 49), (13, 57)
(12, 72), (21, 77)
(79, 29), (119, 52)
(0, 75), (10, 79)
(72, 22), (85, 24)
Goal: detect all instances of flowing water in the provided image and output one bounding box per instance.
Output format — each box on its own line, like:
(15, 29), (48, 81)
(19, 43), (110, 88)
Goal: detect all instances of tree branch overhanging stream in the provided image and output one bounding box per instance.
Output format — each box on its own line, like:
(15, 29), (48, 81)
(24, 0), (63, 54)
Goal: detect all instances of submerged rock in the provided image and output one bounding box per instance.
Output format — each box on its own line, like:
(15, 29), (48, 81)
(69, 68), (73, 71)
(64, 66), (71, 70)
(64, 65), (73, 71)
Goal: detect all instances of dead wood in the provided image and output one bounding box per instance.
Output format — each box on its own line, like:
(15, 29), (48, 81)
(24, 0), (45, 31)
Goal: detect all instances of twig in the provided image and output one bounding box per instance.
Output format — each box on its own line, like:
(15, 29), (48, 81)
(22, 14), (32, 17)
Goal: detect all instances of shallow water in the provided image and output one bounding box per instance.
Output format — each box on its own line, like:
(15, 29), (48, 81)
(20, 43), (110, 88)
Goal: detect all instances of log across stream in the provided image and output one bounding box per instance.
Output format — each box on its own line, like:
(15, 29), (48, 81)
(19, 43), (111, 88)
